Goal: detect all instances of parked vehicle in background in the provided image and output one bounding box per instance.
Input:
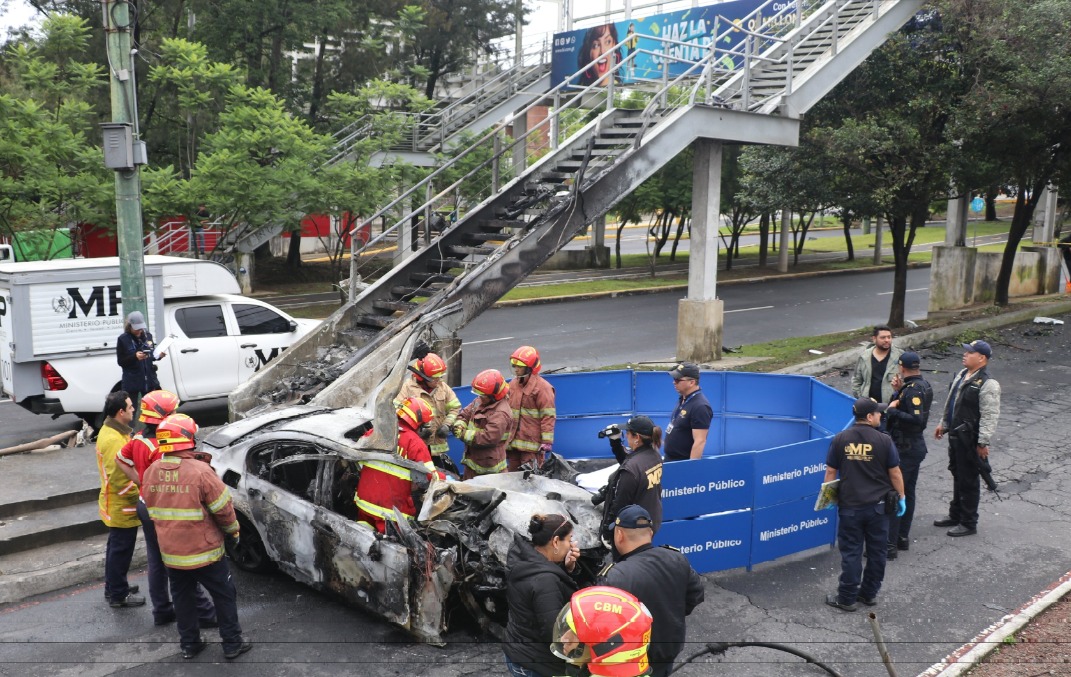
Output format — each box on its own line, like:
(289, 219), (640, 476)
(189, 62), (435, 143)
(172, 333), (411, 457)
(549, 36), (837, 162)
(0, 256), (317, 424)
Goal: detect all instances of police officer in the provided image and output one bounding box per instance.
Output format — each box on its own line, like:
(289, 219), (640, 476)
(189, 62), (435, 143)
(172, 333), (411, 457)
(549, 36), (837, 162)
(884, 351), (933, 559)
(934, 340), (1001, 537)
(824, 398), (905, 612)
(596, 505), (704, 677)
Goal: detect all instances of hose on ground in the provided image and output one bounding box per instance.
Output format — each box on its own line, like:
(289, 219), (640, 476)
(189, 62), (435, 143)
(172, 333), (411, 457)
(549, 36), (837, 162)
(669, 641), (847, 677)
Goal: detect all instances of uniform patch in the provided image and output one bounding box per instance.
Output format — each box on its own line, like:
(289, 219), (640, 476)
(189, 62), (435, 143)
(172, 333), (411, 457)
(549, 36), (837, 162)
(912, 397), (921, 405)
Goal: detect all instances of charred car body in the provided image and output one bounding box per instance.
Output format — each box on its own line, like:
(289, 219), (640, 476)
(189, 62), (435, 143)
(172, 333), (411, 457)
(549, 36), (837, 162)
(204, 404), (606, 645)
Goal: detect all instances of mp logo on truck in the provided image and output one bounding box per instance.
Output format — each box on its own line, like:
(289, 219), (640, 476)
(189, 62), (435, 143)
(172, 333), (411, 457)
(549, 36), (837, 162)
(244, 347), (286, 372)
(55, 284), (122, 319)
(29, 280), (157, 356)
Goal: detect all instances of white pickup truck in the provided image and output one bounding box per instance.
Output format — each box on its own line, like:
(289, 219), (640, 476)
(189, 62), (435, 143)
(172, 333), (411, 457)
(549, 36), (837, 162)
(0, 256), (318, 422)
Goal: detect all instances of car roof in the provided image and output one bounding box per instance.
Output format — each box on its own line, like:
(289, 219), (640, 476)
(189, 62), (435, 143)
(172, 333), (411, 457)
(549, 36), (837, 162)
(204, 405), (375, 450)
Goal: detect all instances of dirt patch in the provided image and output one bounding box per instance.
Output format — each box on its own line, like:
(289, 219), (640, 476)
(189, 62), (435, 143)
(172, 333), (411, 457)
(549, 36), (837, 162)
(967, 595), (1071, 675)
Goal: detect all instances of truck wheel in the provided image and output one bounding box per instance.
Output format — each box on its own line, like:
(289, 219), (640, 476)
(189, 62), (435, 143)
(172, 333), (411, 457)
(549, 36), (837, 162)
(226, 513), (274, 574)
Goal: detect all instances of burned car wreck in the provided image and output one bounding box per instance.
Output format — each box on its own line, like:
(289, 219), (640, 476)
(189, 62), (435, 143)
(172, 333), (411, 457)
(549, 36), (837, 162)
(204, 404), (607, 645)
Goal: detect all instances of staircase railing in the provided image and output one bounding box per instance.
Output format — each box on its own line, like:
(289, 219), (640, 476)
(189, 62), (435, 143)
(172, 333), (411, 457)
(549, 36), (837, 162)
(342, 0), (865, 285)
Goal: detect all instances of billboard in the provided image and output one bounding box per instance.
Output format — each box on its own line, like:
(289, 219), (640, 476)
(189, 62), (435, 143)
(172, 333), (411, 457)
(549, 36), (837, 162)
(550, 0), (782, 89)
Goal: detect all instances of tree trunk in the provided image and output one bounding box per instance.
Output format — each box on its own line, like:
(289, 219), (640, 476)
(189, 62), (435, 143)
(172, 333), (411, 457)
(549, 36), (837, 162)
(995, 182), (1044, 305)
(985, 186), (999, 222)
(886, 214), (909, 328)
(669, 214), (686, 262)
(758, 213), (769, 267)
(615, 221), (626, 268)
(307, 34), (330, 126)
(843, 215), (855, 261)
(286, 230), (302, 268)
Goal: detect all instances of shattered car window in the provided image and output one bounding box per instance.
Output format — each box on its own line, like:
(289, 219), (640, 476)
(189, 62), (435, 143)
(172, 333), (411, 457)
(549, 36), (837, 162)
(248, 442), (323, 503)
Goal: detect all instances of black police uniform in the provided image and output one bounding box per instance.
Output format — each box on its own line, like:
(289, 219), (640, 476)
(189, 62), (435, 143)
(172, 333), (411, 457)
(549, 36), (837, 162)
(597, 543), (704, 677)
(885, 374), (933, 549)
(945, 367), (992, 530)
(599, 442), (663, 538)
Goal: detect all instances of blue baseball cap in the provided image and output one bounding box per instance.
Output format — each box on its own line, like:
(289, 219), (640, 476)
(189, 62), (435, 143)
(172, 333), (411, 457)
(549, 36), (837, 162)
(962, 340), (992, 358)
(613, 505), (654, 530)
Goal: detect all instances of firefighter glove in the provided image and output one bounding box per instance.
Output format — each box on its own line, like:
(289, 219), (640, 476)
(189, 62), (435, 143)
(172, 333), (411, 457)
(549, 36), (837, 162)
(437, 424), (450, 439)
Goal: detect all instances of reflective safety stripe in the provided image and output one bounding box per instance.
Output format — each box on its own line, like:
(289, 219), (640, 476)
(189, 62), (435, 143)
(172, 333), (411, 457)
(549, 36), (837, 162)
(160, 545), (225, 568)
(421, 461), (436, 472)
(221, 520), (239, 534)
(515, 407), (556, 418)
(148, 506), (204, 521)
(429, 441), (450, 455)
(117, 480), (138, 496)
(361, 459), (412, 481)
(207, 488), (231, 514)
(120, 506), (137, 514)
(462, 456), (507, 474)
(540, 431), (554, 441)
(354, 498), (414, 521)
(509, 438), (542, 452)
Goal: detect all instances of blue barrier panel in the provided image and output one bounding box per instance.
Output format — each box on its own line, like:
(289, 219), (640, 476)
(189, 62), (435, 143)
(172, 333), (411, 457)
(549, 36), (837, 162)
(750, 494), (836, 566)
(654, 511), (751, 574)
(810, 380), (855, 435)
(751, 438), (830, 508)
(453, 386), (476, 409)
(544, 370), (634, 416)
(633, 370), (725, 415)
(661, 452), (753, 520)
(554, 415), (628, 460)
(724, 373), (812, 418)
(723, 417), (811, 455)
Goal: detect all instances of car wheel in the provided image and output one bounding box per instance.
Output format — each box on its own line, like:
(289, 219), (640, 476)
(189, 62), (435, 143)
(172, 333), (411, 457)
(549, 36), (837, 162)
(226, 513), (274, 574)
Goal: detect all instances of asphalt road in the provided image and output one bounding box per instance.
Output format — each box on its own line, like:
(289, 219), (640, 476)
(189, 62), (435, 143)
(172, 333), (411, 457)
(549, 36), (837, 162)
(3, 311), (1070, 676)
(458, 267), (932, 381)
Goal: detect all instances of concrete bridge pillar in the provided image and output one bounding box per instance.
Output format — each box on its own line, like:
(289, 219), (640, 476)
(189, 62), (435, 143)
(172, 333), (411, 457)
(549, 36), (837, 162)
(677, 139), (724, 363)
(946, 195), (968, 246)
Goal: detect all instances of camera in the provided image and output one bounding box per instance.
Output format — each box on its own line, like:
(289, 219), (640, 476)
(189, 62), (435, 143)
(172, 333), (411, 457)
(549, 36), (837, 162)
(597, 424), (620, 439)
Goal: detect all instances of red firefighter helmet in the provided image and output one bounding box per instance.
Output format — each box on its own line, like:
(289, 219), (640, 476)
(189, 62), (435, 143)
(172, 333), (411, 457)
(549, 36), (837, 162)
(139, 389), (180, 425)
(413, 353), (448, 384)
(510, 345), (542, 375)
(397, 396), (433, 430)
(551, 586), (654, 677)
(471, 369), (508, 401)
(156, 413), (199, 454)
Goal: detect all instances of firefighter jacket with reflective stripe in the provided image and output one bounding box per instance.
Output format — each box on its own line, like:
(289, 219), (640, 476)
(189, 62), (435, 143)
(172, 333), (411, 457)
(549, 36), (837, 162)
(142, 452), (239, 569)
(507, 374), (556, 453)
(395, 378), (461, 456)
(117, 433), (162, 485)
(355, 425), (437, 532)
(97, 418), (138, 528)
(457, 396), (513, 474)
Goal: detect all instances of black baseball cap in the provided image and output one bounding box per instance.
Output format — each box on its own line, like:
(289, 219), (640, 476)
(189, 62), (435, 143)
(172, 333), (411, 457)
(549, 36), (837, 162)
(625, 415), (655, 436)
(898, 351), (921, 369)
(669, 362), (700, 380)
(613, 505), (654, 530)
(853, 397), (888, 417)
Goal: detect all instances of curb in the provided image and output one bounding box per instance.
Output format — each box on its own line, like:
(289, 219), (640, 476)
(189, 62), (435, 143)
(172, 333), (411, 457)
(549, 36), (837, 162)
(918, 569), (1071, 677)
(779, 298), (1071, 377)
(0, 542), (146, 604)
(494, 261), (932, 308)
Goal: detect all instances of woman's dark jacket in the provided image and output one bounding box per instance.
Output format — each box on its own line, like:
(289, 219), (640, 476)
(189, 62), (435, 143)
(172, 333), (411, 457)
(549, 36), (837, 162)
(116, 330), (161, 396)
(504, 534), (581, 677)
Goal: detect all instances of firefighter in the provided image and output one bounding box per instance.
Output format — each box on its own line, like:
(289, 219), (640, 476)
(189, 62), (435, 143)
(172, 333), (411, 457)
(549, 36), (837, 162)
(393, 352), (461, 474)
(551, 586), (655, 677)
(355, 397), (442, 532)
(142, 414), (251, 660)
(506, 345), (556, 471)
(115, 390), (216, 627)
(453, 369), (513, 479)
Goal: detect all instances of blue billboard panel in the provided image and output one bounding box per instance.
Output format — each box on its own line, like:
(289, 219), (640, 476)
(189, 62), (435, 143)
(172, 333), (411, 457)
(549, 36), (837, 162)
(750, 494), (836, 566)
(655, 510), (751, 573)
(751, 437), (829, 508)
(661, 452), (753, 520)
(545, 370), (634, 416)
(550, 0), (767, 89)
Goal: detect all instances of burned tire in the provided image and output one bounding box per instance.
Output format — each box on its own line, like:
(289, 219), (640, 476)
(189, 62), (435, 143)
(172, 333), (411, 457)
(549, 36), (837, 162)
(226, 513), (274, 574)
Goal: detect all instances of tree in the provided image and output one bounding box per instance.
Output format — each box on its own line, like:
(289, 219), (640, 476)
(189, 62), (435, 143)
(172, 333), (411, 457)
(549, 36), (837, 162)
(945, 0), (1071, 305)
(0, 14), (112, 259)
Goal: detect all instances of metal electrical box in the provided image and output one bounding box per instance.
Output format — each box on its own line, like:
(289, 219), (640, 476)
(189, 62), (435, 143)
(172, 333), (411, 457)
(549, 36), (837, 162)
(101, 122), (134, 170)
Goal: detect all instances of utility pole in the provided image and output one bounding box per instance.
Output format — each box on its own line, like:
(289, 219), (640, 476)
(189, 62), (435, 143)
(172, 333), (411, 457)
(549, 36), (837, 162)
(101, 0), (148, 325)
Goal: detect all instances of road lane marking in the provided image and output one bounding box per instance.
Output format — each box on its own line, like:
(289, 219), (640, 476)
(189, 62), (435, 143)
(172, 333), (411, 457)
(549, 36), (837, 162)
(877, 287), (928, 296)
(725, 305), (774, 314)
(465, 336), (516, 345)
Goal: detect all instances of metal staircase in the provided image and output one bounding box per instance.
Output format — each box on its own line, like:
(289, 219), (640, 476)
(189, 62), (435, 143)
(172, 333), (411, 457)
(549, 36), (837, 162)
(230, 0), (921, 418)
